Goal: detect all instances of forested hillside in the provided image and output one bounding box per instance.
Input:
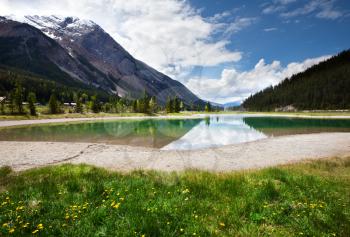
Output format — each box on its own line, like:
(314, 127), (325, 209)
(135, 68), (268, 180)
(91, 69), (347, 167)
(0, 66), (110, 104)
(243, 50), (350, 111)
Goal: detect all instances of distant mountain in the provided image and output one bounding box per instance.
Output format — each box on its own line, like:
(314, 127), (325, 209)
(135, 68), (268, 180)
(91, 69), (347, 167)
(243, 50), (350, 111)
(224, 101), (241, 108)
(0, 15), (203, 105)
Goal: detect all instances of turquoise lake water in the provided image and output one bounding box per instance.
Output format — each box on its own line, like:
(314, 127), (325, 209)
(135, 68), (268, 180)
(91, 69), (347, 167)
(0, 115), (349, 150)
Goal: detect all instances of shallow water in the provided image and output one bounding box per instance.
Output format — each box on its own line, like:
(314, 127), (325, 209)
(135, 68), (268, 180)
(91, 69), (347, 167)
(0, 115), (349, 150)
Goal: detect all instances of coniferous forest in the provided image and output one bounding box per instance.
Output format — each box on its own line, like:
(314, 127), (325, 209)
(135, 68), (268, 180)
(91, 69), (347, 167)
(243, 50), (350, 111)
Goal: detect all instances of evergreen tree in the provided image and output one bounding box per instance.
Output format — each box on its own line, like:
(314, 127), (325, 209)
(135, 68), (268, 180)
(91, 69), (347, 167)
(166, 97), (173, 113)
(149, 96), (157, 113)
(90, 95), (100, 113)
(14, 82), (24, 114)
(180, 101), (184, 112)
(27, 92), (37, 116)
(173, 97), (181, 113)
(205, 101), (212, 112)
(0, 100), (4, 115)
(49, 94), (59, 114)
(75, 97), (83, 114)
(132, 100), (138, 113)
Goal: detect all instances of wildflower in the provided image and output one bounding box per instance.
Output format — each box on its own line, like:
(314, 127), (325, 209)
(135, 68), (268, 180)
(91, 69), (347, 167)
(113, 203), (120, 209)
(37, 224), (44, 230)
(2, 223), (8, 228)
(219, 222), (225, 227)
(9, 228), (15, 234)
(180, 228), (184, 232)
(16, 206), (24, 211)
(22, 223), (29, 228)
(32, 230), (39, 234)
(182, 189), (190, 194)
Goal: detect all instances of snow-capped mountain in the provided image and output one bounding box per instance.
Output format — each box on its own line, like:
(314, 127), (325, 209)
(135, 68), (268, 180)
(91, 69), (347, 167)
(0, 15), (203, 105)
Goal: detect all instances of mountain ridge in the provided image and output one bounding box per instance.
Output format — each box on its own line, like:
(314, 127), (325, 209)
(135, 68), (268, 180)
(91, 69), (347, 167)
(0, 15), (203, 106)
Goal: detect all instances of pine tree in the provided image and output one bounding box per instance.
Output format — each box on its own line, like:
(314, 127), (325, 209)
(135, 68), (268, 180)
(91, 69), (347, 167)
(173, 97), (180, 113)
(166, 97), (173, 113)
(14, 82), (24, 114)
(49, 94), (59, 114)
(132, 100), (138, 113)
(75, 97), (83, 114)
(27, 92), (37, 116)
(149, 96), (157, 113)
(180, 101), (184, 112)
(90, 95), (100, 113)
(205, 101), (211, 112)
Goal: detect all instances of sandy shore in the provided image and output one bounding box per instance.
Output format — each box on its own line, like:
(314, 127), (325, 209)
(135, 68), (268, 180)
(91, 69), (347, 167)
(0, 113), (349, 128)
(1, 133), (349, 172)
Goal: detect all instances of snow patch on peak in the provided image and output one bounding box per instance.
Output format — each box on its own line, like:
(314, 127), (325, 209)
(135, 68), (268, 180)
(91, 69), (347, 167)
(3, 15), (99, 41)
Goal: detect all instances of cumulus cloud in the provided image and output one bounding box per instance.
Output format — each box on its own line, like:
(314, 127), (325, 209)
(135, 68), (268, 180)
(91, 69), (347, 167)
(0, 0), (243, 78)
(185, 55), (330, 104)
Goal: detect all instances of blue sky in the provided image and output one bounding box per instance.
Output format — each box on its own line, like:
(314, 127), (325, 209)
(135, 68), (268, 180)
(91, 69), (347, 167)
(1, 0), (349, 103)
(190, 0), (350, 70)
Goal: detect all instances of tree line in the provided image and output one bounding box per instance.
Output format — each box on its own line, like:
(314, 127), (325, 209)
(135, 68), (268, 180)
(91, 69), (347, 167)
(0, 82), (217, 116)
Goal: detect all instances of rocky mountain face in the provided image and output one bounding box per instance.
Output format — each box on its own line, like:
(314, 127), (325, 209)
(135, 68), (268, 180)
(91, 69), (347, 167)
(0, 15), (202, 105)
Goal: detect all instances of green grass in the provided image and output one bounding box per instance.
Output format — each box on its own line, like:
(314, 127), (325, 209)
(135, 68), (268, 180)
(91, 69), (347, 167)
(0, 157), (349, 236)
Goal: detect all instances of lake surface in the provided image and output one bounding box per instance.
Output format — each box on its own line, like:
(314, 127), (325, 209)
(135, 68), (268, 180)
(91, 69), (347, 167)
(0, 115), (350, 150)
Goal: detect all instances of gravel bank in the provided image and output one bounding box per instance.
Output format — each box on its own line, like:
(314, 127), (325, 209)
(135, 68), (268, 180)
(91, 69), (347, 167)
(1, 133), (349, 172)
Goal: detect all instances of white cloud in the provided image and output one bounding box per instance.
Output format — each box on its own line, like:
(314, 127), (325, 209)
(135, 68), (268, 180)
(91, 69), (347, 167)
(185, 55), (330, 104)
(263, 27), (278, 32)
(222, 17), (257, 37)
(0, 0), (243, 78)
(264, 0), (344, 20)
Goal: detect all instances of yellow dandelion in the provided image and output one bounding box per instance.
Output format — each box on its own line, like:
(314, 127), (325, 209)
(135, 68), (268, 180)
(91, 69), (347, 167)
(37, 224), (44, 230)
(113, 203), (121, 209)
(219, 222), (225, 227)
(22, 223), (29, 228)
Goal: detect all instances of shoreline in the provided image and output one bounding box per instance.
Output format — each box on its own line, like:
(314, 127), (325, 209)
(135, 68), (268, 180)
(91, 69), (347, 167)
(0, 113), (350, 128)
(1, 132), (349, 172)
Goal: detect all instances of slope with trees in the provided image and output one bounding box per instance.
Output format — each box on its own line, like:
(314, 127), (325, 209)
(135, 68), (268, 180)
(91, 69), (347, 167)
(243, 50), (350, 111)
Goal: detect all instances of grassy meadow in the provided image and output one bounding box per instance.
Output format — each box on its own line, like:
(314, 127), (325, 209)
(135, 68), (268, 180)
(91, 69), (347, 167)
(0, 157), (349, 236)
